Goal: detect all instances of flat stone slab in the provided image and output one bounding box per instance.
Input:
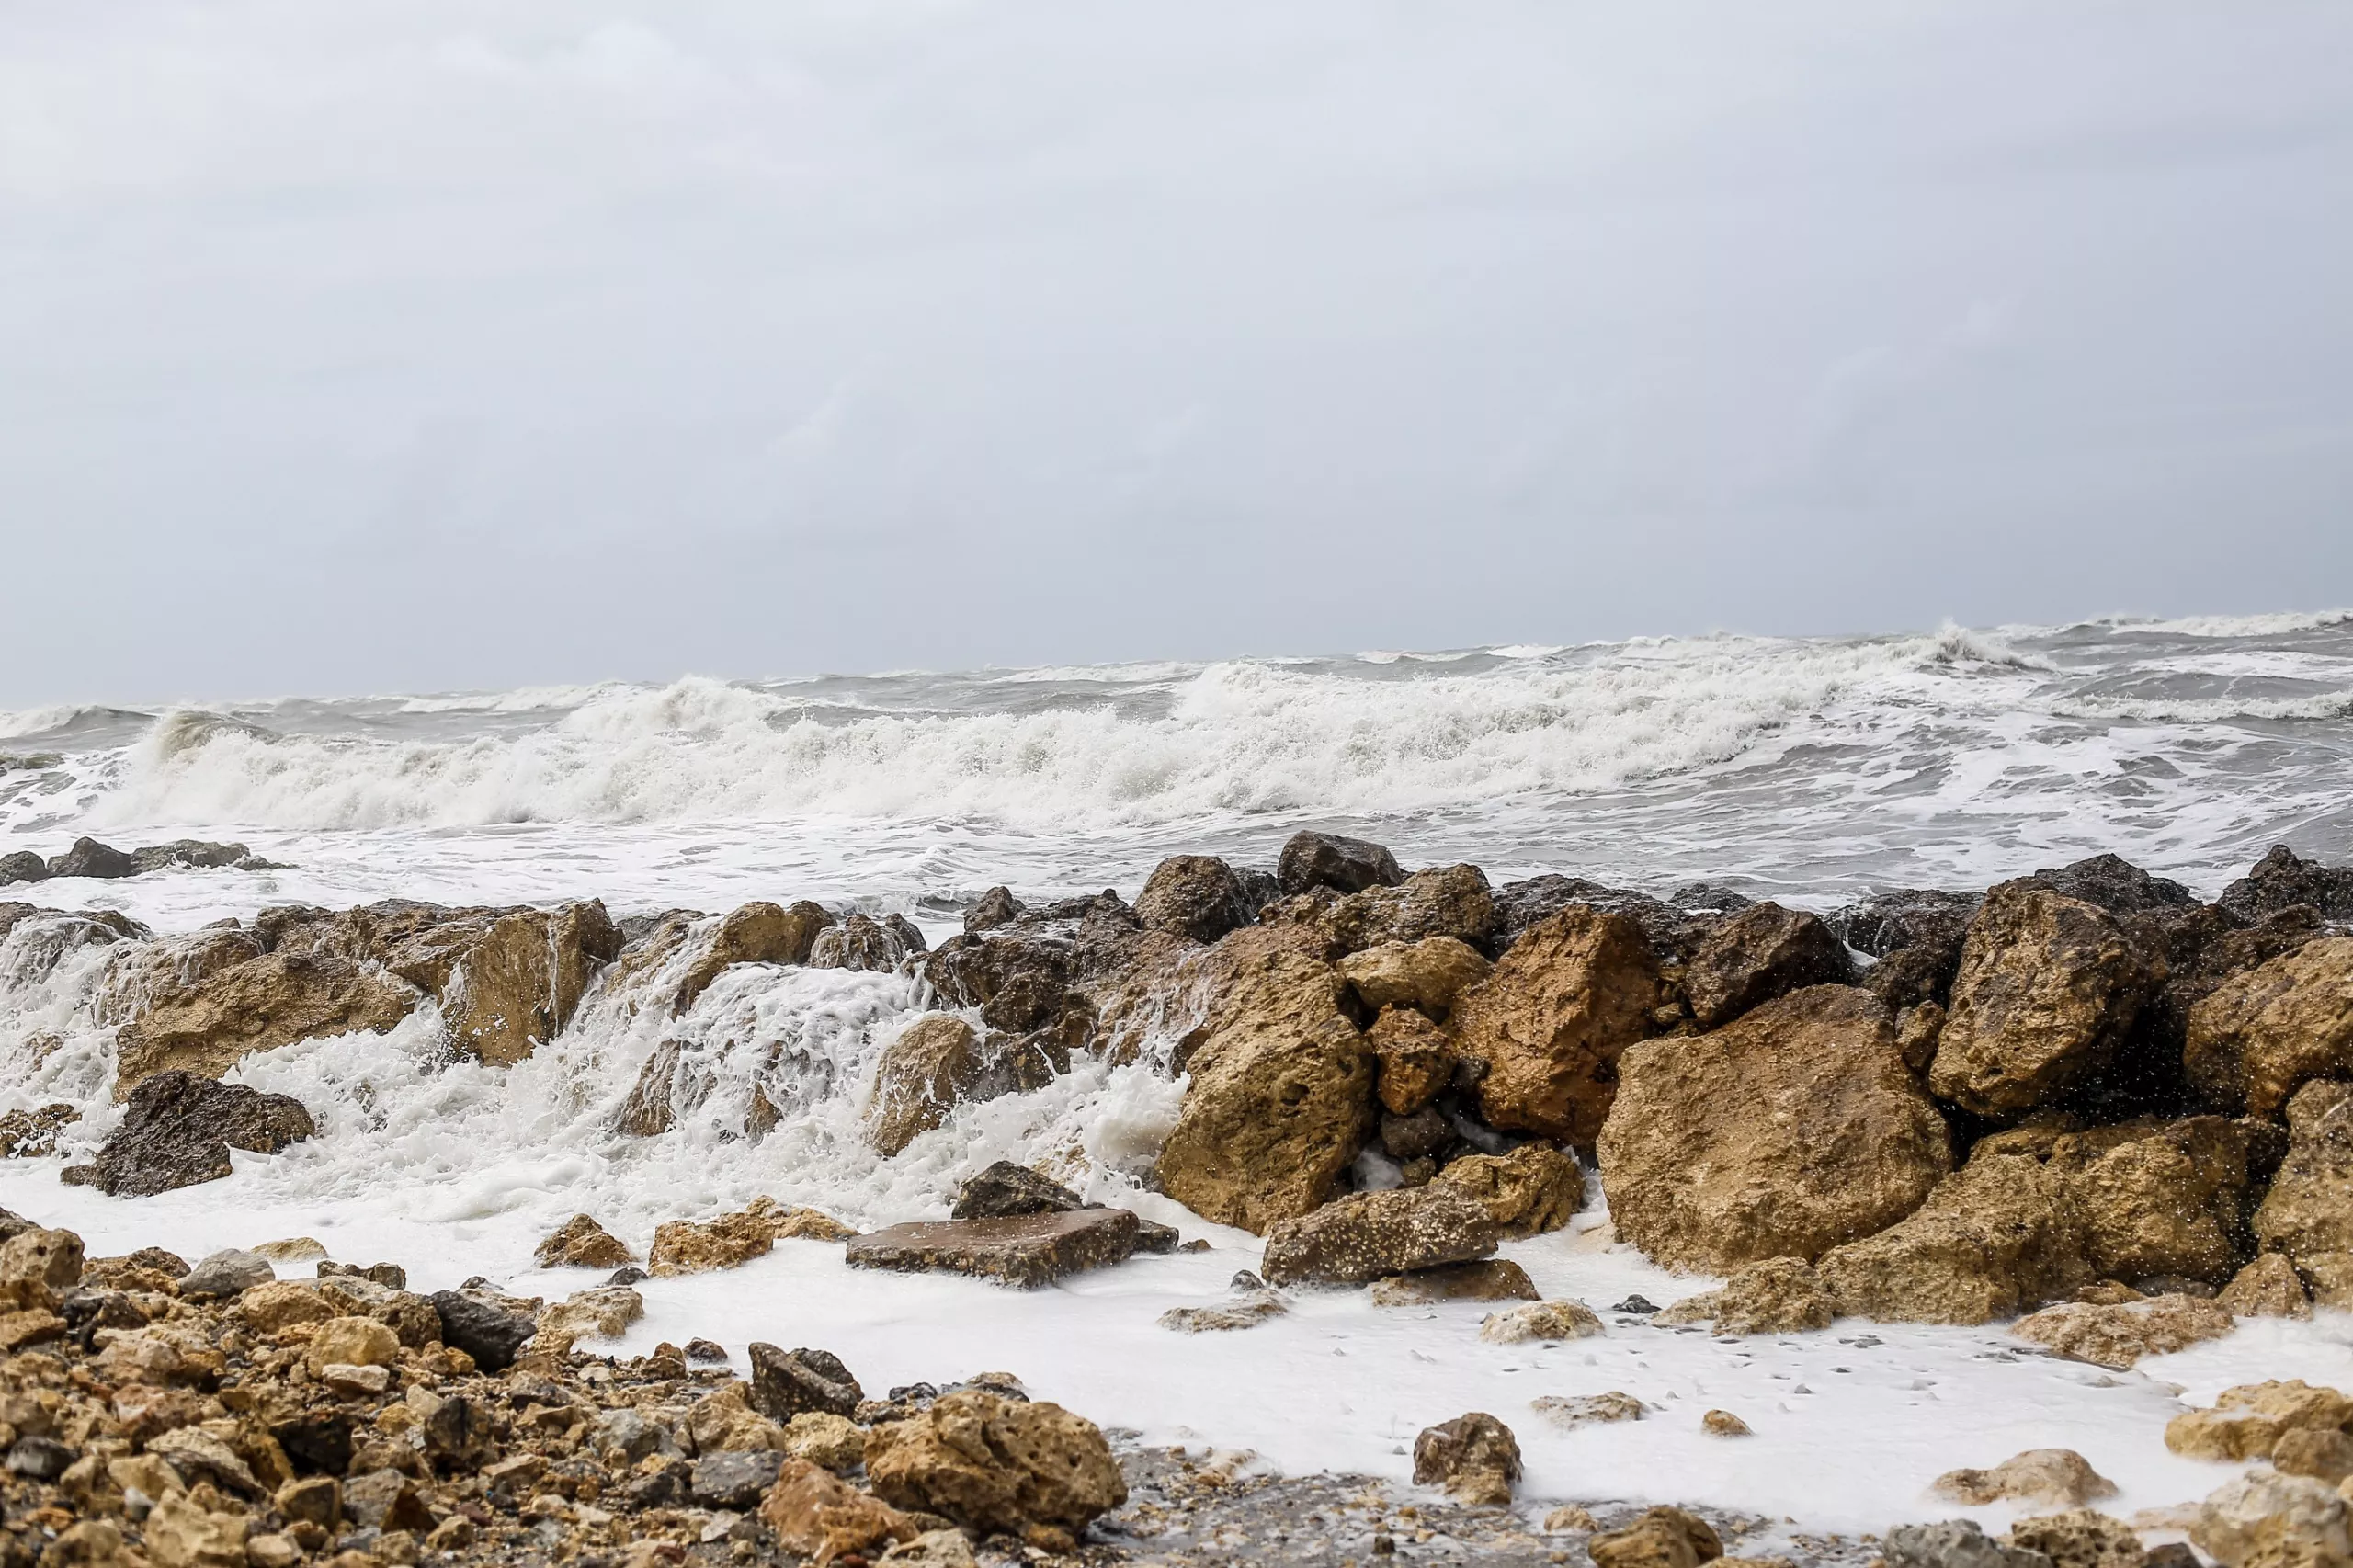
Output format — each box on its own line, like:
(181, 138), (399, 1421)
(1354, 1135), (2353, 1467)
(845, 1209), (1139, 1288)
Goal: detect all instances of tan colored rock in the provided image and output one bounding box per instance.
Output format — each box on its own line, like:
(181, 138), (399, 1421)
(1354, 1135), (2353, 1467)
(113, 951), (420, 1095)
(0, 1224), (85, 1310)
(2005, 1510), (2144, 1568)
(780, 1412), (868, 1473)
(1480, 1300), (1604, 1344)
(142, 1492), (252, 1568)
(1338, 937), (1494, 1018)
(442, 903), (621, 1067)
(757, 1456), (919, 1562)
(2191, 1471), (2353, 1568)
(1369, 1006), (1456, 1117)
(1929, 884), (2156, 1120)
(1370, 1260), (1538, 1305)
(1933, 1449), (2118, 1508)
(534, 1213), (632, 1269)
(1312, 865), (1498, 956)
(869, 1013), (1058, 1157)
(2256, 1080), (2353, 1273)
(650, 1206), (775, 1277)
(2066, 1116), (2282, 1285)
(1157, 1290), (1290, 1334)
(2219, 1252), (2313, 1318)
(231, 1282), (330, 1335)
(1657, 1256), (1836, 1335)
(1545, 1506), (1601, 1534)
(758, 1199), (858, 1243)
(1598, 986), (1950, 1271)
(686, 1384), (789, 1453)
(1701, 1410), (1752, 1437)
(612, 1040), (693, 1137)
(2011, 1293), (2234, 1369)
(1259, 1185), (1498, 1287)
(1428, 1145), (1586, 1238)
(863, 1387), (1127, 1536)
(302, 1316), (399, 1375)
(1154, 927), (1377, 1233)
(1529, 1392), (1644, 1430)
(1589, 1506), (1723, 1568)
(1816, 1130), (2088, 1324)
(1453, 907), (1663, 1148)
(534, 1287), (643, 1350)
(2186, 937), (2353, 1116)
(2166, 1381), (2353, 1463)
(248, 1237), (325, 1264)
(672, 901), (835, 1011)
(1411, 1412), (1520, 1506)
(2279, 1429), (2353, 1485)
(2307, 1251), (2353, 1310)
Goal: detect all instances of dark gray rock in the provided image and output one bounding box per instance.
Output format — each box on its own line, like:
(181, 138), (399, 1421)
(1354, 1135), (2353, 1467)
(1278, 832), (1405, 895)
(1682, 903), (1857, 1028)
(429, 1290), (534, 1372)
(2028, 853), (2194, 916)
(60, 1071), (315, 1197)
(177, 1248), (274, 1300)
(318, 1260), (408, 1290)
(951, 1161), (1085, 1220)
(44, 837), (136, 880)
(846, 1210), (1141, 1288)
(1134, 856), (1255, 944)
(1827, 889), (1982, 958)
(269, 1409), (356, 1478)
(0, 852), (45, 886)
(129, 839), (254, 874)
(689, 1449), (785, 1509)
(963, 886), (1025, 935)
(6, 1437), (74, 1482)
(747, 1342), (863, 1420)
(1884, 1520), (2052, 1568)
(2219, 844), (2353, 924)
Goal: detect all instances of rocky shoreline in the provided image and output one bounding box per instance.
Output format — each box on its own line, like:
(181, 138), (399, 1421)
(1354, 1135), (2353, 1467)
(7, 832), (2353, 1563)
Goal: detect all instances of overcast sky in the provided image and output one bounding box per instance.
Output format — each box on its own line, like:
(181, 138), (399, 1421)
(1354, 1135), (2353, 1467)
(3, 2), (2349, 702)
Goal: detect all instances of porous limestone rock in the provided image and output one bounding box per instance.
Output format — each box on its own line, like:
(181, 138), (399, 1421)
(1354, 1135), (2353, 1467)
(111, 952), (419, 1094)
(1370, 1259), (1538, 1305)
(1258, 1185), (1499, 1287)
(1530, 1392), (1645, 1431)
(63, 1072), (315, 1198)
(1588, 1506), (1723, 1568)
(649, 1205), (776, 1277)
(441, 902), (621, 1067)
(758, 1457), (920, 1562)
(1452, 907), (1664, 1148)
(2254, 1079), (2353, 1277)
(1656, 1256), (1836, 1335)
(1933, 1450), (2117, 1508)
(1597, 986), (1950, 1271)
(861, 1387), (1127, 1536)
(534, 1214), (632, 1269)
(1929, 884), (2156, 1120)
(2190, 1471), (2353, 1568)
(1368, 1006), (1456, 1117)
(2165, 1381), (2353, 1463)
(2217, 1252), (2313, 1318)
(2186, 937), (2353, 1117)
(1427, 1145), (1586, 1238)
(1411, 1412), (1520, 1506)
(1479, 1300), (1604, 1344)
(1134, 856), (1255, 944)
(846, 1210), (1140, 1288)
(2009, 1293), (2235, 1369)
(1278, 831), (1404, 895)
(868, 1013), (1058, 1157)
(1337, 937), (1494, 1019)
(1681, 903), (1856, 1028)
(2003, 1511), (2143, 1568)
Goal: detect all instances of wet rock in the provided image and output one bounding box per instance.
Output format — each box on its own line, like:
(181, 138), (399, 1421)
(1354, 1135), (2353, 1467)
(1701, 1410), (1752, 1437)
(0, 850), (47, 884)
(1381, 1103), (1454, 1163)
(1598, 986), (1951, 1271)
(863, 1386), (1127, 1536)
(1278, 831), (1404, 895)
(441, 902), (621, 1066)
(2222, 846), (2353, 924)
(46, 837), (136, 880)
(2024, 853), (2193, 915)
(1258, 1185), (1499, 1287)
(669, 900), (835, 1011)
(1338, 937), (1493, 1019)
(748, 1343), (864, 1420)
(62, 1072), (314, 1197)
(1153, 927), (1377, 1233)
(1369, 1006), (1457, 1117)
(2218, 1252), (2313, 1318)
(964, 886), (1024, 934)
(612, 1040), (692, 1137)
(1657, 1256), (1836, 1335)
(924, 925), (1075, 1030)
(760, 1457), (921, 1561)
(847, 1210), (1140, 1288)
(1930, 884), (2158, 1120)
(1682, 904), (1857, 1028)
(2140, 906), (2328, 1076)
(534, 1213), (632, 1269)
(427, 1290), (531, 1372)
(2010, 1292), (2235, 1368)
(2253, 1080), (2353, 1282)
(176, 1248), (274, 1301)
(1830, 890), (1983, 959)
(533, 1285), (642, 1351)
(1370, 1260), (1538, 1305)
(2002, 1510), (2143, 1568)
(1934, 1450), (2118, 1508)
(2165, 1381), (2353, 1462)
(1412, 1412), (1520, 1506)
(2186, 937), (2353, 1116)
(111, 952), (418, 1093)
(951, 1162), (1083, 1219)
(1479, 1300), (1604, 1343)
(1885, 1520), (2055, 1568)
(1135, 856), (1256, 943)
(2064, 1116), (2282, 1285)
(1310, 865), (1499, 956)
(649, 1205), (775, 1276)
(1158, 1289), (1290, 1334)
(689, 1448), (786, 1508)
(127, 839), (255, 874)
(1427, 1145), (1586, 1238)
(1588, 1506), (1723, 1568)
(1452, 907), (1664, 1148)
(2275, 1428), (2353, 1484)
(0, 1103), (78, 1160)
(869, 1014), (1059, 1157)
(2190, 1471), (2353, 1568)
(810, 912), (921, 972)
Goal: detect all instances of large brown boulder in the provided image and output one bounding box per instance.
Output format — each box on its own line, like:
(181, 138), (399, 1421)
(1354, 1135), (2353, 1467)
(1336, 937), (1492, 1019)
(2253, 1080), (2353, 1289)
(2220, 846), (2353, 925)
(862, 1387), (1126, 1537)
(441, 903), (621, 1067)
(1681, 903), (1856, 1028)
(1258, 1185), (1499, 1286)
(1153, 928), (1376, 1233)
(1928, 883), (2157, 1120)
(2143, 907), (2328, 1080)
(63, 1071), (315, 1197)
(2185, 937), (2353, 1117)
(1451, 907), (1663, 1149)
(1319, 865), (1498, 955)
(1428, 1145), (1586, 1238)
(673, 902), (835, 1011)
(1133, 856), (1254, 944)
(1597, 986), (1950, 1271)
(113, 951), (419, 1096)
(1278, 831), (1404, 895)
(2065, 1116), (2283, 1285)
(868, 1015), (1059, 1157)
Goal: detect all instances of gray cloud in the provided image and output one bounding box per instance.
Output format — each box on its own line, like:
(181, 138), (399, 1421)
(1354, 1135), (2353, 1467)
(3, 1), (2349, 701)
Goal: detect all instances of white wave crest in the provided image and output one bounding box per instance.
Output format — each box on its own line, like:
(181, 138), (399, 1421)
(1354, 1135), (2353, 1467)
(2087, 609), (2353, 640)
(89, 640), (1963, 832)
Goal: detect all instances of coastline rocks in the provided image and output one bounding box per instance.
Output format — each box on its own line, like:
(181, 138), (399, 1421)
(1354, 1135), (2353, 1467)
(869, 1014), (1059, 1157)
(1588, 1506), (1723, 1568)
(1369, 1006), (1456, 1117)
(1427, 1145), (1586, 1238)
(1885, 1521), (2053, 1568)
(1933, 1450), (2117, 1509)
(1411, 1413), (1521, 1506)
(1154, 927), (1377, 1233)
(1134, 856), (1255, 944)
(1259, 1186), (1499, 1287)
(747, 1343), (863, 1420)
(1597, 986), (1951, 1271)
(862, 1388), (1127, 1537)
(2064, 1116), (2282, 1284)
(0, 1104), (77, 1159)
(62, 1071), (315, 1197)
(759, 1459), (919, 1562)
(2185, 937), (2353, 1116)
(1452, 907), (1664, 1149)
(1656, 1256), (1836, 1335)
(427, 1290), (531, 1372)
(2217, 1252), (2313, 1318)
(2220, 845), (2353, 925)
(1929, 884), (2157, 1121)
(1681, 904), (1856, 1028)
(111, 951), (419, 1094)
(1370, 1260), (1539, 1305)
(178, 1247), (274, 1299)
(1278, 831), (1404, 895)
(650, 1205), (779, 1277)
(46, 838), (137, 881)
(2166, 1381), (2353, 1463)
(672, 901), (835, 1011)
(809, 912), (925, 972)
(1302, 865), (1500, 957)
(845, 1210), (1141, 1287)
(442, 903), (621, 1067)
(534, 1214), (632, 1270)
(2252, 1080), (2353, 1293)
(2190, 1471), (2353, 1568)
(2010, 1293), (2235, 1369)
(1480, 1300), (1605, 1344)
(1337, 937), (1493, 1019)
(951, 1162), (1085, 1220)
